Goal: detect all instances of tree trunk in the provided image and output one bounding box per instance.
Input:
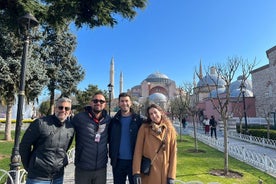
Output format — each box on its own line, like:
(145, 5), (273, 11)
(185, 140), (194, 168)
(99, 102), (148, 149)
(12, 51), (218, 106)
(48, 88), (55, 115)
(4, 102), (13, 141)
(193, 115), (198, 152)
(223, 119), (229, 175)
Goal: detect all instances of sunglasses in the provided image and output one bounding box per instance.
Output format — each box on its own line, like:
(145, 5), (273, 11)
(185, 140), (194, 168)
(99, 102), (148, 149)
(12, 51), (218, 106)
(58, 106), (71, 111)
(92, 99), (106, 104)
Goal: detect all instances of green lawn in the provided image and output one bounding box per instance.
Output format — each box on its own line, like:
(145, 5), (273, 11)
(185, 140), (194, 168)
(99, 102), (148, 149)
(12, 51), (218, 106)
(0, 132), (275, 183)
(176, 136), (275, 183)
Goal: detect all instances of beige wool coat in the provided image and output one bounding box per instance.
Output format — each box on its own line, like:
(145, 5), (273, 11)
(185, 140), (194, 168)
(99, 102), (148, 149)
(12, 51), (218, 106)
(132, 122), (177, 184)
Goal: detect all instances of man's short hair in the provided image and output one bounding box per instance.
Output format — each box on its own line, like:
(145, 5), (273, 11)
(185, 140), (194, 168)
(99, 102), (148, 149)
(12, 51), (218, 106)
(118, 92), (131, 100)
(56, 97), (72, 106)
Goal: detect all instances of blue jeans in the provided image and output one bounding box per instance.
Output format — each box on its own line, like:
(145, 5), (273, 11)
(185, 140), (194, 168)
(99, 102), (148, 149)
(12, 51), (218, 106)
(26, 177), (63, 184)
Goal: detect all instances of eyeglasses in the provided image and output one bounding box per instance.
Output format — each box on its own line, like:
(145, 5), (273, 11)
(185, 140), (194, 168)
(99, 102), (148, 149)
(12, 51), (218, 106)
(58, 106), (71, 111)
(92, 99), (106, 104)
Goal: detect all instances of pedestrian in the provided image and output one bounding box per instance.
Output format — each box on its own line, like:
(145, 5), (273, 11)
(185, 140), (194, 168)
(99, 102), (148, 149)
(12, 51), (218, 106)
(181, 117), (187, 129)
(19, 97), (75, 184)
(108, 92), (144, 184)
(71, 91), (111, 184)
(203, 116), (210, 134)
(210, 115), (217, 139)
(132, 104), (177, 184)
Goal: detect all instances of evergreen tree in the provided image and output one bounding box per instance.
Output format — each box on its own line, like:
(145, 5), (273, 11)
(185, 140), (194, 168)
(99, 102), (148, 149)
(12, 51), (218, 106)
(40, 26), (85, 114)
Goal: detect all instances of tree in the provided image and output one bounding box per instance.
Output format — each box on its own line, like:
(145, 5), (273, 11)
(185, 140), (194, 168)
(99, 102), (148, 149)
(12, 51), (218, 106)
(200, 57), (256, 175)
(74, 84), (107, 113)
(40, 26), (85, 115)
(0, 8), (49, 140)
(0, 55), (48, 141)
(0, 0), (148, 30)
(39, 100), (50, 117)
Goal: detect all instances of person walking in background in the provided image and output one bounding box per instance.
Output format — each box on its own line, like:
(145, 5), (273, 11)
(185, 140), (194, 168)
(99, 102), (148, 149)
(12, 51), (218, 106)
(210, 115), (217, 139)
(108, 92), (144, 184)
(19, 97), (74, 184)
(203, 116), (210, 135)
(132, 104), (177, 184)
(181, 117), (187, 129)
(71, 92), (111, 184)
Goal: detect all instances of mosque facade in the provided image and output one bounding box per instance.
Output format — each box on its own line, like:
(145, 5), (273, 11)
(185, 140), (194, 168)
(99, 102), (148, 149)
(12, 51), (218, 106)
(128, 72), (178, 110)
(193, 63), (256, 121)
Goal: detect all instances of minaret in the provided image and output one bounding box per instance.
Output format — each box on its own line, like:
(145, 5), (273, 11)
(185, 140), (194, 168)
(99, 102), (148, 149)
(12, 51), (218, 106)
(110, 57), (115, 99)
(120, 71), (123, 93)
(199, 59), (203, 79)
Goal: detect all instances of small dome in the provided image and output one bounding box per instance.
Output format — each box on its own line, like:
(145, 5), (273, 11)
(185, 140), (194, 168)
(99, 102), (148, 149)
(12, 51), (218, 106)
(197, 67), (226, 87)
(149, 93), (167, 102)
(229, 76), (253, 97)
(209, 88), (226, 98)
(230, 88), (253, 97)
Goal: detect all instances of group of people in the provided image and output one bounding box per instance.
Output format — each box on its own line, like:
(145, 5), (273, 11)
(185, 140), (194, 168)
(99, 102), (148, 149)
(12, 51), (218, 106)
(203, 115), (217, 139)
(19, 92), (177, 184)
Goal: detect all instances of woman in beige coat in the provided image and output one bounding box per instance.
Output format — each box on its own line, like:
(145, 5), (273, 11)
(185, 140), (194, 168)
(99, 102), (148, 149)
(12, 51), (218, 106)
(132, 104), (177, 184)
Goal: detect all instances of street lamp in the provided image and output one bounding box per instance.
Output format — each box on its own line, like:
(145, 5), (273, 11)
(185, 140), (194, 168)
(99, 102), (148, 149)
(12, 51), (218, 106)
(108, 83), (113, 115)
(240, 82), (248, 134)
(10, 13), (39, 178)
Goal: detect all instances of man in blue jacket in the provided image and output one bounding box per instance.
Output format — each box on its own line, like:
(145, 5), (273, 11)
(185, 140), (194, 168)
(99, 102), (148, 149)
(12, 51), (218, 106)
(108, 92), (144, 184)
(72, 91), (111, 184)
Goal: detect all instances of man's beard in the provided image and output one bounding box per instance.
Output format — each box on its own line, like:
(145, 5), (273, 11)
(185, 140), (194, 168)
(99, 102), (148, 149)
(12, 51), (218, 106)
(93, 109), (101, 114)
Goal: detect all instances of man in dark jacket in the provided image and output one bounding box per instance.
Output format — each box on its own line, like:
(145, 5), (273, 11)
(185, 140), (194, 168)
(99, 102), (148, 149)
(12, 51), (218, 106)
(108, 92), (144, 184)
(210, 115), (217, 139)
(71, 91), (111, 184)
(19, 97), (74, 184)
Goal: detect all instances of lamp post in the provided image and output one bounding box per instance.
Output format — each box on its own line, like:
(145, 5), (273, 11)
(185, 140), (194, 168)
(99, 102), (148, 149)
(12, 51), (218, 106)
(108, 83), (113, 115)
(240, 82), (248, 134)
(10, 13), (39, 181)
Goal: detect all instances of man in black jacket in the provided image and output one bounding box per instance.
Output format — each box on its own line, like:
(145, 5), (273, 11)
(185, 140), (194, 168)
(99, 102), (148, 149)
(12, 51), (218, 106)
(210, 115), (217, 139)
(72, 91), (111, 184)
(19, 97), (74, 184)
(108, 92), (144, 184)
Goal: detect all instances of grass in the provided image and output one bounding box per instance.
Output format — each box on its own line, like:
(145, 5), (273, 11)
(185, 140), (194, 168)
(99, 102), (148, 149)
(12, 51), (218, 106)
(0, 132), (275, 183)
(176, 136), (275, 183)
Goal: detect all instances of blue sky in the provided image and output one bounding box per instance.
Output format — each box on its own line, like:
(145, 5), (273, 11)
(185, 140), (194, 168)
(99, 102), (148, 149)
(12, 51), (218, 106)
(71, 0), (276, 97)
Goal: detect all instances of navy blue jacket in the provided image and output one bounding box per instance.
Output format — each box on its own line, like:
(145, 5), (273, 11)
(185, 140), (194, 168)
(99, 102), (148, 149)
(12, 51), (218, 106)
(72, 108), (111, 171)
(108, 109), (144, 167)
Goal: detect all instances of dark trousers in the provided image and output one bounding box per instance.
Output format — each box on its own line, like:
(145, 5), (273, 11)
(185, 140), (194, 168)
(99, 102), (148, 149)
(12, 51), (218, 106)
(112, 159), (134, 184)
(75, 167), (106, 184)
(211, 127), (217, 138)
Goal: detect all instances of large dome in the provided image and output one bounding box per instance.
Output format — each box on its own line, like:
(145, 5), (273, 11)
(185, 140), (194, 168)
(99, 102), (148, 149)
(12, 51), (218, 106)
(147, 72), (169, 79)
(146, 72), (170, 83)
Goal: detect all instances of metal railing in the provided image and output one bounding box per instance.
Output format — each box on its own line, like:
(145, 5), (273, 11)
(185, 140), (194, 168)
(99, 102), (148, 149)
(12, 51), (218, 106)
(191, 132), (276, 177)
(0, 169), (27, 184)
(229, 131), (276, 149)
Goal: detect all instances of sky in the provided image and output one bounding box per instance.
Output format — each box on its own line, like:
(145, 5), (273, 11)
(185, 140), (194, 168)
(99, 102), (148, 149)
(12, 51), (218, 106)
(70, 0), (276, 97)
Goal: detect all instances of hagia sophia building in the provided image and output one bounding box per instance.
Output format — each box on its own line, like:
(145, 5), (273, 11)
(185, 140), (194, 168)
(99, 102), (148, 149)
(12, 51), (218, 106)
(108, 45), (276, 124)
(108, 57), (178, 111)
(108, 57), (256, 120)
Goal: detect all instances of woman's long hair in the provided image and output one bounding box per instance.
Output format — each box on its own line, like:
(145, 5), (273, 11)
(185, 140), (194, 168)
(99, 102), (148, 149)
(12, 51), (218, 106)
(146, 104), (177, 136)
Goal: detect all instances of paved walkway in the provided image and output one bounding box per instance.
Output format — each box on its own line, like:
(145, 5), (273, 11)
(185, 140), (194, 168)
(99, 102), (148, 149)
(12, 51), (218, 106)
(64, 160), (115, 184)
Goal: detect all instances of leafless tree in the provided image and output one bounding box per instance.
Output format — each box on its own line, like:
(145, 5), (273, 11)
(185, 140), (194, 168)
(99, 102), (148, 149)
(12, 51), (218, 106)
(199, 57), (256, 175)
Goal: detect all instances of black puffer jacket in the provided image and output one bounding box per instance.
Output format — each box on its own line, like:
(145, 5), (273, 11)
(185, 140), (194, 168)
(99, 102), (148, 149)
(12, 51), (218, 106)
(108, 109), (144, 167)
(72, 109), (111, 170)
(19, 115), (74, 180)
